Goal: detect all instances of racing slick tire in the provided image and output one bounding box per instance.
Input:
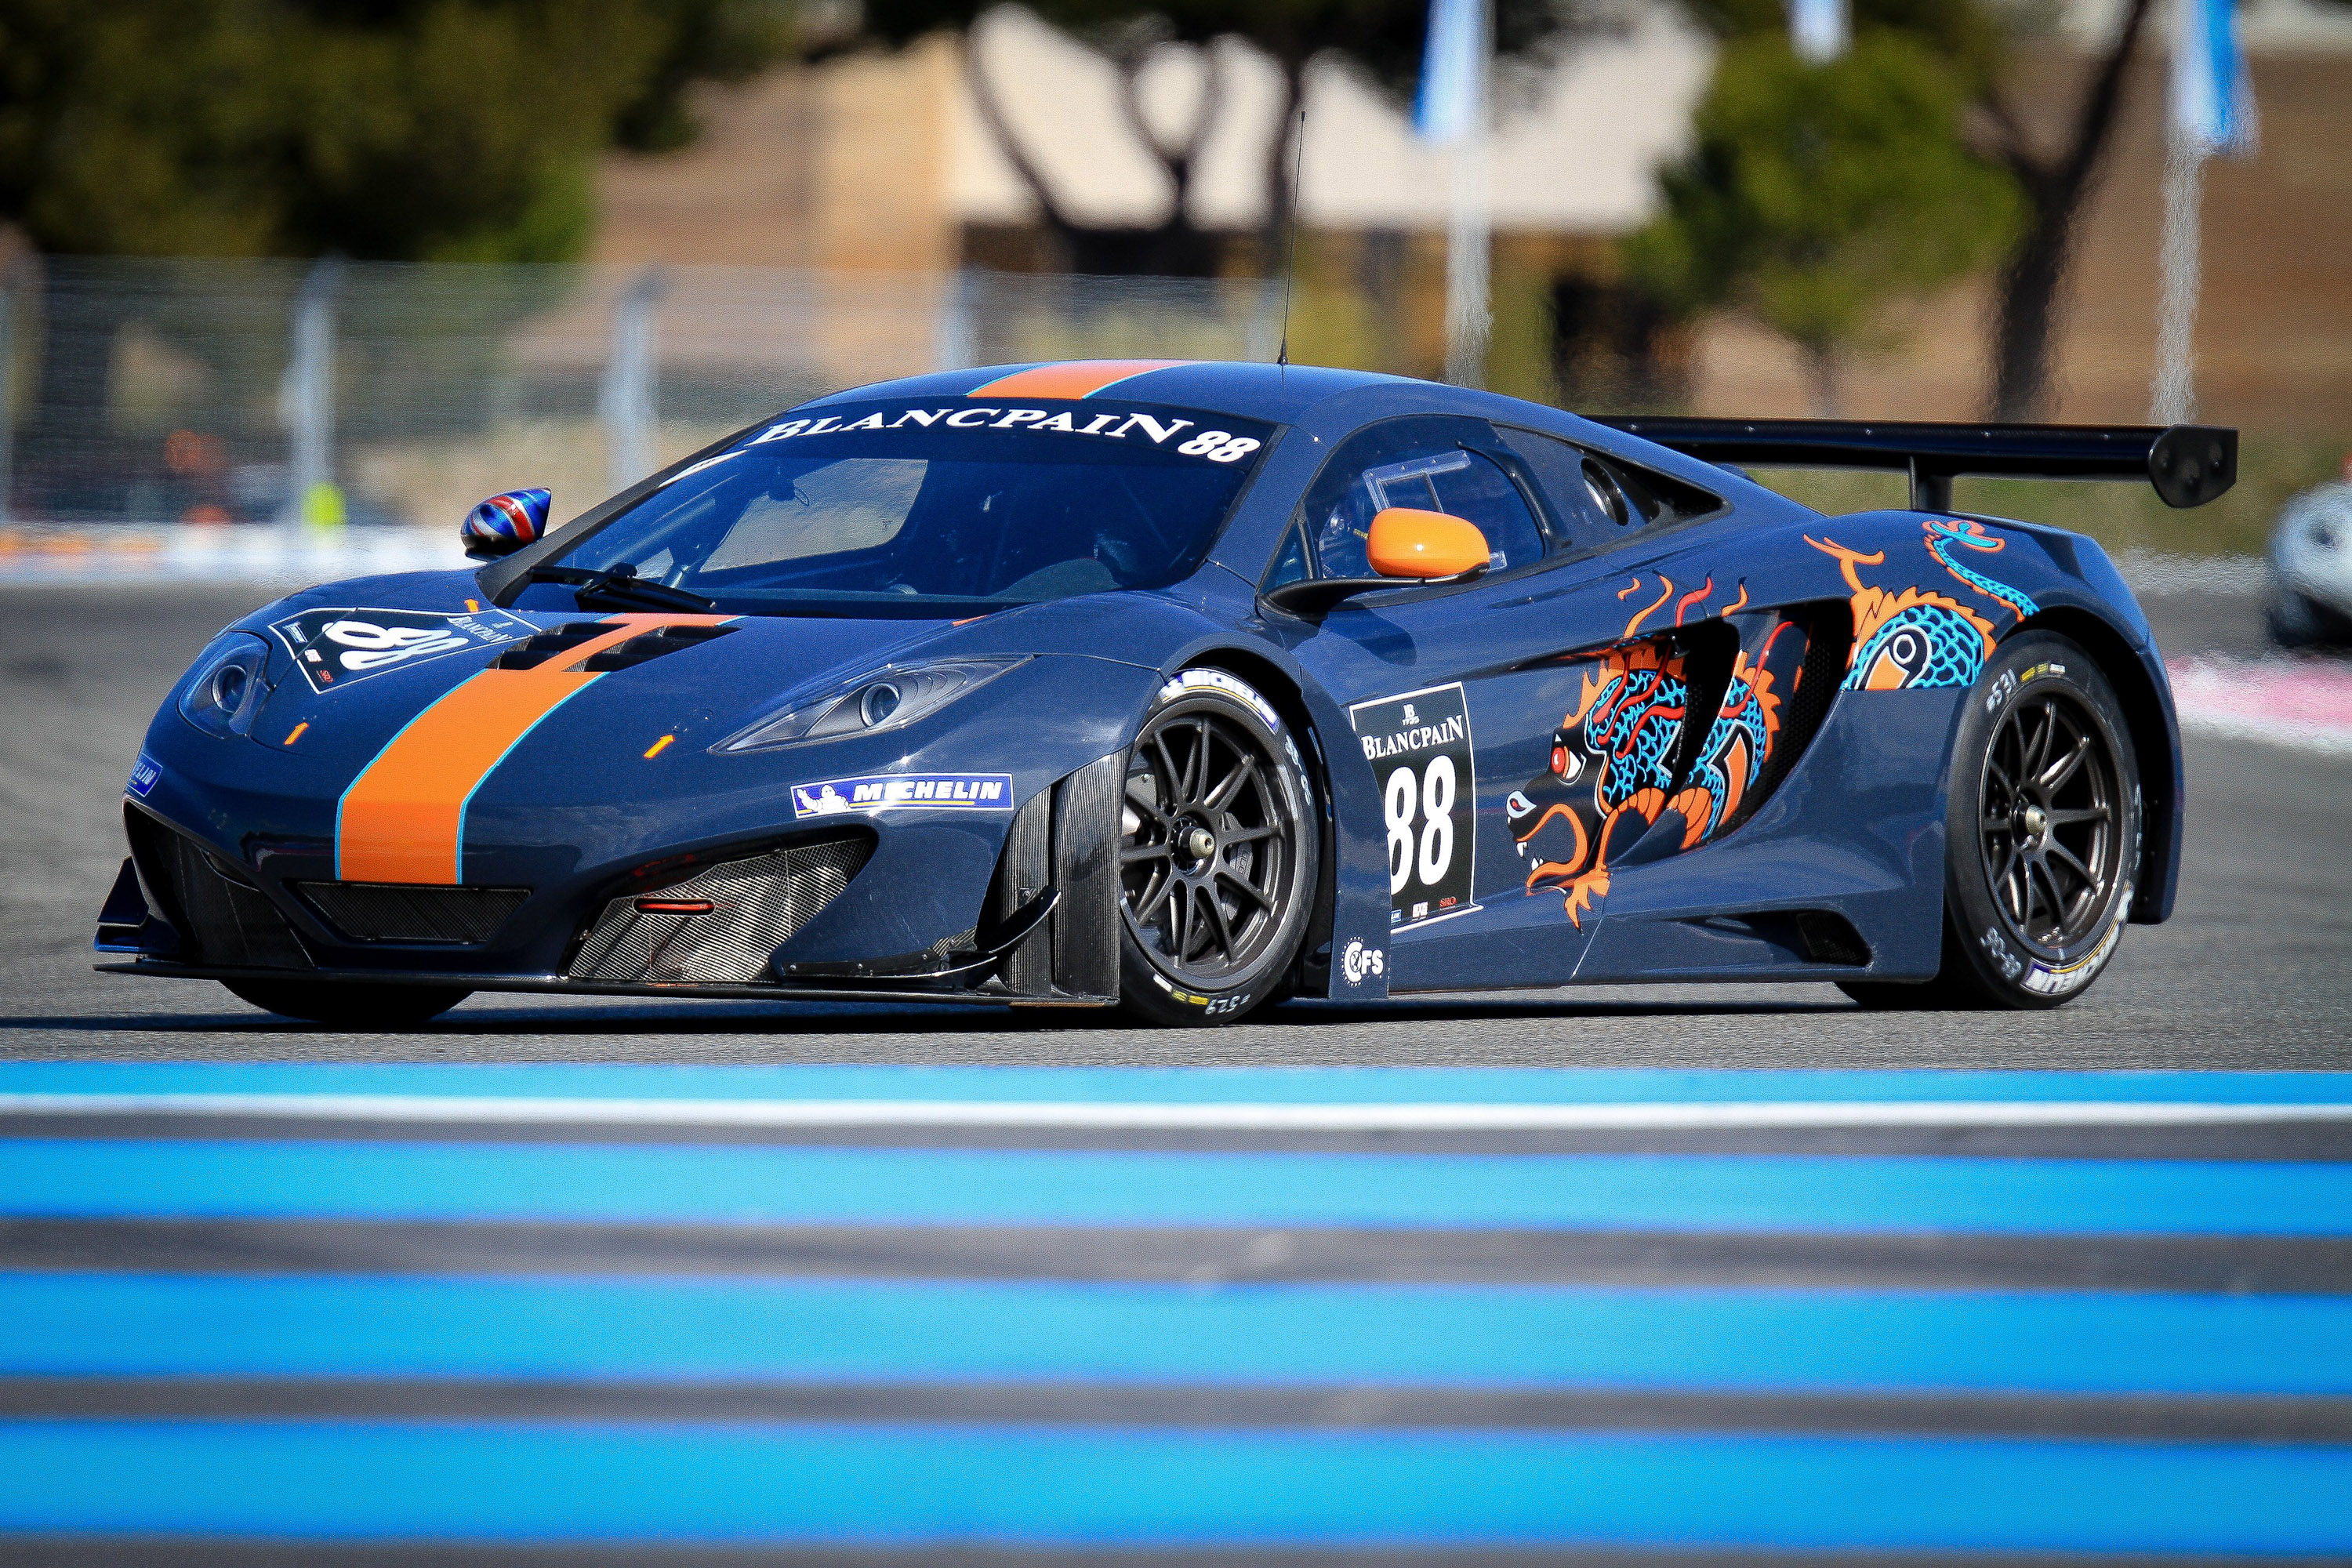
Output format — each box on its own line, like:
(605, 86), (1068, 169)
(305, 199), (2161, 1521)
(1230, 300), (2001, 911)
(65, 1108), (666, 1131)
(1841, 632), (2141, 1012)
(224, 979), (472, 1028)
(1115, 669), (1319, 1027)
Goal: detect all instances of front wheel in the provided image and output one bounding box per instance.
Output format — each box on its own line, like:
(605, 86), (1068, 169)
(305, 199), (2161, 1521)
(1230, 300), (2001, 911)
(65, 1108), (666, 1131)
(224, 979), (471, 1028)
(1842, 631), (2141, 1011)
(1116, 670), (1319, 1026)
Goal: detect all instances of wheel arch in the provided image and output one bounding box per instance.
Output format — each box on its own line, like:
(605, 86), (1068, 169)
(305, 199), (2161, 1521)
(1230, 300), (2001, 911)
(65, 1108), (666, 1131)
(2003, 606), (2182, 924)
(1156, 645), (1341, 996)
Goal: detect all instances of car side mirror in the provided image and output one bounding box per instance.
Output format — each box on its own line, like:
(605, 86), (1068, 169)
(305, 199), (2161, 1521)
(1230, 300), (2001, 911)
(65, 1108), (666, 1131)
(1367, 507), (1490, 579)
(463, 488), (552, 560)
(1260, 507), (1492, 619)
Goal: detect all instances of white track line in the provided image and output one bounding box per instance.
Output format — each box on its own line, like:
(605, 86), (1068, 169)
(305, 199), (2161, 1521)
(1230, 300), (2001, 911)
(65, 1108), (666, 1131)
(2, 1094), (2350, 1130)
(2172, 710), (2352, 760)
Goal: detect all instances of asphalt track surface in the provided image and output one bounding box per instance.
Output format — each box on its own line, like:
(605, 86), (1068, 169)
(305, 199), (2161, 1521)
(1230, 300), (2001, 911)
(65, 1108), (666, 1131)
(3, 582), (2350, 1563)
(1, 583), (2346, 1065)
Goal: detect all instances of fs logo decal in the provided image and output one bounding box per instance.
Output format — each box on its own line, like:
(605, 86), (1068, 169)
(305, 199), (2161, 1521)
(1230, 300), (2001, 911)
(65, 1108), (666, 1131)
(1339, 938), (1386, 986)
(271, 607), (535, 695)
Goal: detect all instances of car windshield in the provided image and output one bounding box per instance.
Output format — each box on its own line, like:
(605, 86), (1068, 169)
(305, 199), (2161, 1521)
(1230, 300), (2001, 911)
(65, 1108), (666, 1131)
(542, 399), (1277, 618)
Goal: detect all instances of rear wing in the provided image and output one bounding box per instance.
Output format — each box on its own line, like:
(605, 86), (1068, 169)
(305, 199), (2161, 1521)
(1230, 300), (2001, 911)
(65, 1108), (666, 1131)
(1589, 417), (2237, 513)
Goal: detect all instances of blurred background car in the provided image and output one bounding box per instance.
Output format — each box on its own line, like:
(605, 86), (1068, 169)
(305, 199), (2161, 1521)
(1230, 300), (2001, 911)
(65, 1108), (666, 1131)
(2268, 452), (2352, 648)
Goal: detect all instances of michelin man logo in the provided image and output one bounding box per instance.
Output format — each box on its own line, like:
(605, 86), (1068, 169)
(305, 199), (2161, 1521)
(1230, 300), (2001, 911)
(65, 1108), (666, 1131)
(799, 783), (852, 816)
(1339, 938), (1386, 986)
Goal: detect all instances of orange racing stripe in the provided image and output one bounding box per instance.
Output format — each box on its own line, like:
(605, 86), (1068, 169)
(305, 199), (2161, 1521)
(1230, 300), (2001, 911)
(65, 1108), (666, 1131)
(336, 614), (731, 884)
(965, 361), (1194, 399)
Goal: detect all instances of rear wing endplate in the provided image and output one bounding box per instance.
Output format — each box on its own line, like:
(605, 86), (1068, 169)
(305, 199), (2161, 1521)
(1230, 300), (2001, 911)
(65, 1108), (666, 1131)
(1590, 416), (2237, 512)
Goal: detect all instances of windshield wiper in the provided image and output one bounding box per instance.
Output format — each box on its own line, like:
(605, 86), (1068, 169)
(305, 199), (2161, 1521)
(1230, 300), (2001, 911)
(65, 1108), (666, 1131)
(523, 564), (715, 613)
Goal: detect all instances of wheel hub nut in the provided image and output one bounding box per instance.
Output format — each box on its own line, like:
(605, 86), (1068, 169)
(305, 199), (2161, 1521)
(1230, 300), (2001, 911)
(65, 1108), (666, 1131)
(2020, 804), (2049, 839)
(1182, 826), (1217, 862)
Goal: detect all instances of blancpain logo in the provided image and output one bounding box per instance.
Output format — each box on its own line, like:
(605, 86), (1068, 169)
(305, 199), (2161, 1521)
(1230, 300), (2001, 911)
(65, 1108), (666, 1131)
(755, 408), (1193, 442)
(1359, 712), (1467, 761)
(739, 407), (1265, 466)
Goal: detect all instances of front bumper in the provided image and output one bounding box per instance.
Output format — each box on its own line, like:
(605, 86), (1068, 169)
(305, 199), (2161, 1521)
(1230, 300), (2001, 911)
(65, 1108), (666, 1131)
(99, 751), (1124, 1006)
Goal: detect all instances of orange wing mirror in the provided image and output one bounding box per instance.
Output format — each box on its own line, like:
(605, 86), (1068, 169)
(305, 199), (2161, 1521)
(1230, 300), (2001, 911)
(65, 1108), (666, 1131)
(1368, 507), (1490, 579)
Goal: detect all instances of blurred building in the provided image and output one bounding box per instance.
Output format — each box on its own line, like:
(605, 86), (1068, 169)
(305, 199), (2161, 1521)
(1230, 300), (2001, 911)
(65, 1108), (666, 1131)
(590, 0), (2352, 434)
(590, 9), (1710, 269)
(590, 6), (1714, 405)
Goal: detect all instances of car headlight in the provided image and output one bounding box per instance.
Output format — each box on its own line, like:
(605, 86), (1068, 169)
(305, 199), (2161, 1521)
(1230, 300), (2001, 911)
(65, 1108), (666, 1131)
(715, 656), (1027, 753)
(177, 633), (273, 738)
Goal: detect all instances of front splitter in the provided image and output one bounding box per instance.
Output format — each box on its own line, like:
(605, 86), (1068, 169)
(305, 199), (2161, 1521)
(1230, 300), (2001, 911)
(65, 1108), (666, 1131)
(93, 960), (1112, 1009)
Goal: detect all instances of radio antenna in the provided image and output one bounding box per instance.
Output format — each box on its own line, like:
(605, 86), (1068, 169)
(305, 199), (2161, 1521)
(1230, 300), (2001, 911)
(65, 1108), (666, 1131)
(1275, 100), (1307, 376)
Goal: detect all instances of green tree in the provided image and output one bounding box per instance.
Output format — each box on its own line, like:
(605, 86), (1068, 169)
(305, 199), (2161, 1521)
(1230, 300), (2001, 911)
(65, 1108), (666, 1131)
(0, 0), (793, 262)
(1672, 0), (2161, 419)
(1628, 33), (2020, 414)
(858, 0), (1592, 276)
(0, 0), (793, 453)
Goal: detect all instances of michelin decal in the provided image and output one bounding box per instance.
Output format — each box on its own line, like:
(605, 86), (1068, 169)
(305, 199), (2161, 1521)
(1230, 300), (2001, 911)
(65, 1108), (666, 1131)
(1158, 669), (1281, 732)
(792, 772), (1015, 818)
(2020, 882), (2131, 996)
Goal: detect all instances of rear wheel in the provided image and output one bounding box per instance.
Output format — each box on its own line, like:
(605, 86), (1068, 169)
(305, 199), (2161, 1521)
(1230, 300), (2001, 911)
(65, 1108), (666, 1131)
(2268, 586), (2352, 649)
(1116, 670), (1319, 1026)
(224, 979), (471, 1028)
(1842, 632), (2140, 1011)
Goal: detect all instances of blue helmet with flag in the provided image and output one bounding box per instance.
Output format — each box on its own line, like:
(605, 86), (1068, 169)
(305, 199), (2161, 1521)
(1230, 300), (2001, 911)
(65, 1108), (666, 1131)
(463, 488), (552, 559)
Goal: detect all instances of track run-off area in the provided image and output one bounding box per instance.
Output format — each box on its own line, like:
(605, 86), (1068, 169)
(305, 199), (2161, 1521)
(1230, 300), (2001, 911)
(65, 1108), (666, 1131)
(2, 583), (2350, 1561)
(2, 1063), (2351, 1558)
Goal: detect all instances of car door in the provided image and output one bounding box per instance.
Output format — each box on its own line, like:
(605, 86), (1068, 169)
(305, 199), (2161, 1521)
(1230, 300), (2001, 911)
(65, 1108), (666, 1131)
(1279, 416), (1810, 991)
(1272, 415), (1620, 983)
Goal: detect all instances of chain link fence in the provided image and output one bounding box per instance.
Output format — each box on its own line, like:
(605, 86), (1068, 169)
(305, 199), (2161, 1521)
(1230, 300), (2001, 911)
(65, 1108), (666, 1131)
(0, 258), (1285, 546)
(0, 253), (2297, 584)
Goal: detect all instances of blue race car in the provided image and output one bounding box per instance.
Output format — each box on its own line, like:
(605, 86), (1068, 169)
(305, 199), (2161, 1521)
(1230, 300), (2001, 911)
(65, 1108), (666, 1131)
(96, 360), (2234, 1026)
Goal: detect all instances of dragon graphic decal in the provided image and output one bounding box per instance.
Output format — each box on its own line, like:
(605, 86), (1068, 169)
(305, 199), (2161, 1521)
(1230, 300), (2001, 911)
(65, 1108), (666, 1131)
(1505, 577), (1809, 927)
(1808, 518), (2038, 691)
(1675, 628), (1803, 845)
(1501, 520), (2031, 928)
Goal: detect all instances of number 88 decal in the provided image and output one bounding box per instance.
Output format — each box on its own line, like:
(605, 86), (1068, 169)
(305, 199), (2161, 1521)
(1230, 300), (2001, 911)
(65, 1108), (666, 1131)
(1384, 755), (1456, 894)
(1350, 681), (1477, 930)
(1176, 430), (1265, 464)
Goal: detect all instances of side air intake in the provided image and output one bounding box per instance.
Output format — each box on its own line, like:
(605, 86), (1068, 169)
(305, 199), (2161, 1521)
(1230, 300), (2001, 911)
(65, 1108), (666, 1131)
(125, 810), (312, 971)
(568, 837), (872, 985)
